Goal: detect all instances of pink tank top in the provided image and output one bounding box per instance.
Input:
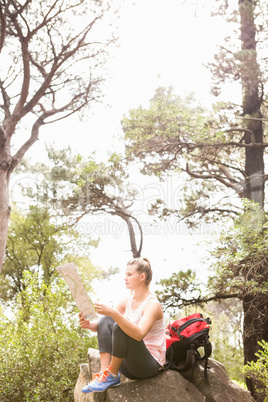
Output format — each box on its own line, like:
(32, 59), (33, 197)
(124, 294), (166, 366)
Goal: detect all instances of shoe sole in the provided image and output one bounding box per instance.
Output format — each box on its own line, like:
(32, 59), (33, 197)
(88, 383), (121, 393)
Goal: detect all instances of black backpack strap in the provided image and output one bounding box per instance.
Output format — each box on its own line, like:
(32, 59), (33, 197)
(203, 338), (212, 379)
(194, 336), (211, 378)
(170, 317), (209, 337)
(164, 344), (175, 371)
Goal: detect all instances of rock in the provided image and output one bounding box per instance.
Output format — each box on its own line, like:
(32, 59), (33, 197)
(106, 370), (206, 402)
(87, 348), (101, 379)
(74, 348), (254, 402)
(73, 349), (131, 402)
(74, 359), (104, 402)
(181, 358), (254, 402)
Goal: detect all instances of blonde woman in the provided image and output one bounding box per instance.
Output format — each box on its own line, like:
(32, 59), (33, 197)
(79, 257), (166, 393)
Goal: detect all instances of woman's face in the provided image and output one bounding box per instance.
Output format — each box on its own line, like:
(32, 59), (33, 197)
(124, 264), (145, 290)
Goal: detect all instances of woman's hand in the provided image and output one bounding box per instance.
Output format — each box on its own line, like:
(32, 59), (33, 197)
(94, 302), (115, 317)
(78, 311), (91, 329)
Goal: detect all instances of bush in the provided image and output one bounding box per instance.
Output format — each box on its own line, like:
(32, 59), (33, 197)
(0, 273), (97, 401)
(243, 340), (268, 401)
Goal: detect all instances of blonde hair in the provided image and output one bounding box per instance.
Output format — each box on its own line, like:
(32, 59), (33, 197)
(127, 257), (152, 285)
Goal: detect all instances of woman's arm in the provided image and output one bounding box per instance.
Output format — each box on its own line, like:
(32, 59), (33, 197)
(94, 300), (163, 342)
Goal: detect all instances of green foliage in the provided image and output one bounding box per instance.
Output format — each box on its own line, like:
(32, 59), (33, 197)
(208, 200), (268, 299)
(1, 205), (102, 303)
(18, 146), (136, 218)
(0, 273), (97, 401)
(206, 199), (268, 391)
(122, 86), (245, 226)
(17, 147), (143, 258)
(164, 299), (244, 384)
(122, 86), (242, 162)
(157, 270), (245, 383)
(156, 269), (202, 316)
(122, 87), (210, 173)
(204, 300), (245, 384)
(243, 340), (268, 400)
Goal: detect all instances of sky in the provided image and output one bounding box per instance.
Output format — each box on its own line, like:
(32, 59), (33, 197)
(21, 0), (236, 159)
(10, 0), (239, 306)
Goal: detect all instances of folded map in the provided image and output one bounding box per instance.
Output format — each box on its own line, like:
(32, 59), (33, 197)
(56, 262), (97, 320)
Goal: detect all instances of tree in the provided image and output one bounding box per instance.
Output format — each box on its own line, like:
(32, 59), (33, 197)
(18, 147), (144, 258)
(122, 1), (268, 398)
(156, 270), (245, 383)
(156, 203), (267, 393)
(243, 340), (268, 399)
(155, 270), (203, 316)
(123, 1), (268, 220)
(0, 0), (117, 273)
(208, 0), (266, 207)
(0, 272), (98, 401)
(123, 86), (267, 225)
(210, 2), (268, 397)
(208, 202), (268, 400)
(205, 300), (244, 385)
(0, 204), (102, 304)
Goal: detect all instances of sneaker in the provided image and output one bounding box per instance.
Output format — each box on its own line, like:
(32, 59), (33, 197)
(81, 371), (102, 393)
(82, 368), (121, 393)
(92, 371), (102, 380)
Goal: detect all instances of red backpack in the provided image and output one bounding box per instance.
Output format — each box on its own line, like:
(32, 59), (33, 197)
(165, 313), (212, 379)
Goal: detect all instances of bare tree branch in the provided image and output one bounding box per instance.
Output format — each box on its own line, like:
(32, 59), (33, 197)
(9, 17), (31, 123)
(178, 140), (268, 150)
(0, 80), (11, 118)
(176, 207), (240, 226)
(0, 1), (7, 51)
(162, 293), (241, 311)
(185, 163), (244, 195)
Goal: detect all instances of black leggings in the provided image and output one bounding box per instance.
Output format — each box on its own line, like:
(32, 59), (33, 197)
(97, 316), (160, 380)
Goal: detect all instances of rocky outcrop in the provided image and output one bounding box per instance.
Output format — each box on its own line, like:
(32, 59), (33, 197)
(182, 359), (253, 402)
(106, 370), (206, 402)
(74, 348), (254, 402)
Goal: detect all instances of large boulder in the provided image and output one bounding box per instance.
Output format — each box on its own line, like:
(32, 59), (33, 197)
(74, 348), (254, 402)
(181, 358), (254, 402)
(74, 363), (92, 402)
(106, 370), (205, 402)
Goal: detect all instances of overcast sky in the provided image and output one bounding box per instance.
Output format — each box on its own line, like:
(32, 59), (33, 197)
(24, 0), (238, 158)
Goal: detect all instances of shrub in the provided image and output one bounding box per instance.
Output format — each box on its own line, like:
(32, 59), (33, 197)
(243, 340), (268, 401)
(0, 273), (97, 401)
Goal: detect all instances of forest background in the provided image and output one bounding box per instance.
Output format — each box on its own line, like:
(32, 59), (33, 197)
(0, 0), (268, 401)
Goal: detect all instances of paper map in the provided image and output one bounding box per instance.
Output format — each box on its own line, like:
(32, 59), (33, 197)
(56, 262), (97, 320)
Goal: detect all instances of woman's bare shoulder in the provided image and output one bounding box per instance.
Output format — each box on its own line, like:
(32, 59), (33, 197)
(144, 298), (163, 318)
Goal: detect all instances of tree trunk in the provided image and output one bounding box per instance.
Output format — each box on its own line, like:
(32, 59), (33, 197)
(243, 118), (264, 206)
(125, 216), (141, 258)
(239, 0), (264, 206)
(243, 291), (268, 400)
(118, 199), (142, 258)
(239, 1), (267, 399)
(0, 126), (13, 271)
(0, 168), (11, 272)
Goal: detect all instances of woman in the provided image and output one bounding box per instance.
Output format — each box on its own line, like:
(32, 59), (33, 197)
(79, 257), (166, 393)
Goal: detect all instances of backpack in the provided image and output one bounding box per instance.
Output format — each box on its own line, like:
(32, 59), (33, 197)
(165, 313), (212, 379)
